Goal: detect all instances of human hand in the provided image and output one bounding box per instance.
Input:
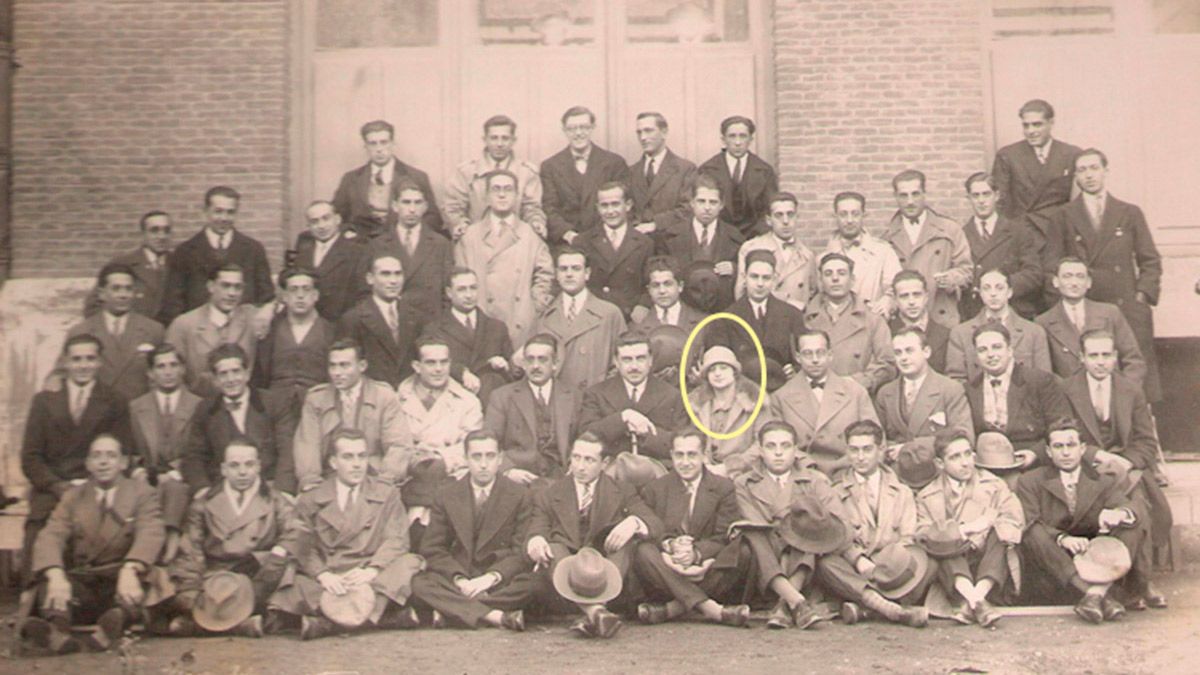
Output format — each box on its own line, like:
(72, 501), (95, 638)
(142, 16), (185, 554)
(563, 231), (579, 245)
(635, 222), (656, 235)
(318, 571), (348, 596)
(462, 370), (481, 394)
(855, 557), (877, 577)
(342, 567), (380, 588)
(527, 536), (554, 566)
(460, 574), (498, 598)
(604, 516), (643, 554)
(1014, 450), (1038, 469)
(1060, 535), (1090, 555)
(504, 468), (539, 485)
(43, 569), (72, 613)
(621, 409), (657, 436)
(487, 356), (509, 372)
(116, 564), (145, 608)
(713, 261), (734, 277)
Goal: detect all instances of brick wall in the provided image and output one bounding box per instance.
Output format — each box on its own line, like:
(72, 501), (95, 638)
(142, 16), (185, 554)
(10, 0), (291, 278)
(772, 0), (988, 248)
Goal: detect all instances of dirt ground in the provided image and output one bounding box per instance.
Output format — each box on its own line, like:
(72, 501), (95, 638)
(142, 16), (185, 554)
(2, 566), (1197, 675)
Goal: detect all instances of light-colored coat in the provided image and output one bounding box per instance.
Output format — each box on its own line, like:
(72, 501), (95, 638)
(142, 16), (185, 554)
(915, 470), (1024, 548)
(803, 294), (898, 393)
(874, 370), (974, 445)
(165, 303), (259, 396)
(455, 215), (554, 346)
(831, 466), (917, 558)
(687, 378), (768, 477)
(66, 312), (164, 401)
(946, 309), (1052, 383)
(883, 210), (973, 327)
(821, 233), (904, 313)
(767, 372), (879, 477)
(735, 233), (816, 311)
(534, 292), (626, 391)
(395, 376), (483, 475)
(443, 155), (546, 235)
(129, 389), (202, 472)
(33, 477), (166, 573)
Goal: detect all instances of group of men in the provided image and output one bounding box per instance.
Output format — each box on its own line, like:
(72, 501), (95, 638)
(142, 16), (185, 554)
(15, 99), (1172, 654)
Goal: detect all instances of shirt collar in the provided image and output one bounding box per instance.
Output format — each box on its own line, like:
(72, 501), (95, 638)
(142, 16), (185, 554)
(339, 378), (364, 402)
(657, 301), (680, 323)
(644, 146), (668, 167)
(725, 150), (748, 172)
(483, 152), (512, 171)
(314, 230), (340, 247)
(749, 297), (768, 314)
(372, 294), (397, 316)
(625, 379), (643, 400)
(771, 232), (796, 249)
(572, 144), (592, 161)
(208, 304), (232, 328)
(67, 379), (95, 399)
(1033, 138), (1054, 158)
(1060, 465), (1081, 484)
(983, 306), (1011, 324)
(335, 479), (359, 506)
(473, 479), (496, 496)
(904, 370), (928, 395)
(451, 307), (477, 325)
(989, 361), (1015, 386)
(155, 388), (178, 406)
(223, 390), (248, 406)
(769, 469), (791, 485)
(529, 379), (554, 400)
(1086, 372), (1111, 390)
(605, 223), (627, 240)
(692, 217), (714, 239)
(564, 289), (589, 312)
(226, 476), (261, 498)
(204, 227), (232, 249)
(904, 210), (927, 227)
(143, 246), (162, 264)
(902, 314), (929, 331)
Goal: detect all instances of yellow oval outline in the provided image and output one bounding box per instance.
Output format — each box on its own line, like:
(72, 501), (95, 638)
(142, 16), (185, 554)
(679, 312), (768, 441)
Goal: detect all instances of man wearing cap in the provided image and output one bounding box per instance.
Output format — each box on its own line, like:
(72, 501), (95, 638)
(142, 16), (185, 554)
(651, 176), (743, 311)
(916, 429), (1024, 627)
(630, 256), (707, 335)
(1016, 419), (1159, 622)
(889, 270), (950, 374)
(946, 268), (1051, 383)
(574, 181), (656, 320)
(271, 429), (424, 639)
(824, 420), (933, 627)
(822, 192), (904, 317)
(718, 249), (807, 388)
(698, 116), (778, 239)
(155, 438), (294, 637)
(687, 346), (766, 478)
(633, 430), (751, 627)
(526, 432), (662, 638)
(734, 192), (815, 311)
(337, 253), (426, 388)
(876, 326), (973, 454)
(804, 252), (897, 394)
(20, 434), (170, 654)
(767, 330), (879, 477)
(579, 332), (686, 464)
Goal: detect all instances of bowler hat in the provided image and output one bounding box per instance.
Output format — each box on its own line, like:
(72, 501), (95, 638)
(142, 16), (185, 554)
(1073, 536), (1132, 584)
(553, 547), (623, 604)
(975, 432), (1024, 471)
(779, 494), (849, 555)
(870, 544), (930, 600)
(895, 438), (938, 489)
(605, 451), (668, 490)
(192, 571), (255, 633)
(319, 584), (377, 628)
(917, 521), (971, 559)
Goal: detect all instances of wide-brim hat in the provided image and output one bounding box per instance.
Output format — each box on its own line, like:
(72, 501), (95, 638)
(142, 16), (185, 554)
(870, 544), (930, 600)
(553, 547), (623, 604)
(779, 494), (849, 555)
(604, 451), (669, 490)
(975, 432), (1024, 471)
(648, 325), (688, 375)
(682, 261), (724, 313)
(895, 438), (938, 489)
(193, 571), (255, 633)
(1074, 536), (1132, 584)
(917, 521), (972, 559)
(319, 584), (377, 627)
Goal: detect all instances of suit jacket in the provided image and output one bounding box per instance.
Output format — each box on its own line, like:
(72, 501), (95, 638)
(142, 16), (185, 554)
(654, 214), (744, 309)
(1016, 462), (1138, 541)
(292, 230), (368, 322)
(875, 370), (974, 445)
(628, 149), (696, 227)
(831, 466), (917, 558)
(422, 308), (514, 403)
(130, 389), (203, 474)
(735, 233), (817, 311)
(165, 303), (260, 397)
(332, 157), (443, 237)
(21, 383), (132, 521)
(803, 295), (897, 393)
(335, 296), (425, 388)
(395, 376), (483, 475)
(66, 312), (164, 401)
(1035, 299), (1146, 385)
(534, 292), (627, 391)
(485, 379), (581, 478)
(1064, 372), (1156, 470)
(965, 363), (1071, 465)
(540, 144), (630, 243)
(171, 480), (295, 592)
(946, 309), (1052, 383)
(889, 317), (950, 375)
(160, 229), (274, 325)
(716, 295), (807, 376)
(960, 214), (1044, 319)
(992, 138), (1082, 221)
(916, 470), (1024, 548)
(454, 217), (554, 346)
(250, 313), (335, 393)
(419, 475), (531, 582)
(630, 301), (707, 335)
(578, 375), (686, 462)
(181, 388), (297, 491)
(883, 210), (974, 327)
(84, 247), (170, 320)
(575, 225), (656, 319)
(360, 223), (455, 318)
(768, 372), (879, 477)
(640, 469), (741, 565)
(526, 473), (662, 552)
(697, 151), (778, 239)
(32, 476), (166, 574)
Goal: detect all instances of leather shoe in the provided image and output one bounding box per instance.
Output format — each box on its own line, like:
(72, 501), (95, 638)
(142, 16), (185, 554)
(90, 607), (130, 650)
(500, 609), (525, 632)
(900, 606), (929, 628)
(950, 604), (974, 626)
(1127, 597), (1148, 612)
(262, 609), (289, 635)
(430, 609), (446, 628)
(719, 604), (750, 628)
(1101, 597), (1126, 622)
(974, 600), (1001, 628)
(377, 605), (420, 630)
(593, 609), (623, 639)
(569, 616), (593, 637)
(233, 615), (265, 638)
(765, 601), (793, 629)
(1074, 594), (1105, 624)
(1143, 584), (1168, 609)
(791, 600), (823, 630)
(637, 602), (670, 625)
(167, 615), (198, 637)
(20, 617), (82, 655)
(840, 602), (864, 625)
(300, 615), (340, 641)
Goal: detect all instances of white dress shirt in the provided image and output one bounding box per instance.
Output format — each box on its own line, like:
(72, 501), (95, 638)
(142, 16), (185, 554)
(312, 232), (340, 268)
(224, 391), (250, 433)
(625, 380), (644, 404)
(605, 223), (627, 251)
(1087, 373), (1112, 422)
(208, 304), (232, 329)
(66, 380), (95, 420)
(748, 297), (768, 321)
(104, 311), (127, 337)
(563, 289), (589, 317)
(204, 227), (233, 251)
(335, 479), (361, 512)
(452, 307), (478, 331)
(903, 210), (927, 248)
(692, 217), (714, 247)
(289, 315), (317, 345)
(724, 151), (746, 181)
(976, 213), (998, 238)
(656, 302), (681, 326)
(373, 158), (396, 185)
(226, 477), (261, 516)
(982, 362), (1013, 429)
(855, 469), (882, 513)
(529, 380), (553, 406)
(156, 389), (180, 418)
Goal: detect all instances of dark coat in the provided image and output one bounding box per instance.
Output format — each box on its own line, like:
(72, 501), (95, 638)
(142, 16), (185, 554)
(540, 144), (630, 243)
(628, 149), (696, 227)
(1036, 299), (1147, 387)
(421, 308), (514, 405)
(697, 151), (778, 239)
(715, 295), (807, 377)
(965, 363), (1071, 466)
(250, 313), (335, 393)
(484, 379), (581, 478)
(526, 473), (662, 552)
(639, 469), (741, 566)
(335, 296), (425, 388)
(331, 157), (444, 237)
(419, 475), (531, 582)
(359, 223), (454, 318)
(890, 316), (950, 375)
(180, 388), (297, 491)
(1016, 462), (1137, 541)
(159, 229), (274, 325)
(992, 139), (1082, 221)
(960, 214), (1044, 319)
(574, 225), (656, 319)
(653, 214), (744, 310)
(1064, 372), (1156, 470)
(578, 375), (687, 463)
(291, 230), (369, 322)
(83, 247), (171, 320)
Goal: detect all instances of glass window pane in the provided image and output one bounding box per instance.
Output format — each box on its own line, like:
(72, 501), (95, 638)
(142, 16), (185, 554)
(316, 0), (439, 50)
(476, 0), (598, 46)
(626, 0), (750, 44)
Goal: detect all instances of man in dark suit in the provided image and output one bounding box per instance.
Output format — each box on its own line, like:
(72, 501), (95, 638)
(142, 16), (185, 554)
(652, 175), (744, 310)
(714, 249), (807, 388)
(357, 180), (454, 318)
(337, 253), (425, 388)
(159, 186), (274, 325)
(84, 210), (174, 320)
(250, 268), (334, 408)
(629, 256), (707, 335)
(20, 333), (133, 583)
(485, 333), (582, 482)
(525, 432), (663, 639)
(633, 430), (751, 627)
(331, 119), (443, 239)
(890, 270), (950, 375)
(578, 332), (686, 464)
(290, 200), (367, 322)
(410, 431), (532, 630)
(960, 172), (1044, 319)
(541, 106), (630, 245)
(421, 267), (513, 408)
(180, 344), (296, 494)
(574, 181), (655, 319)
(628, 112), (695, 233)
(965, 323), (1071, 470)
(991, 99), (1083, 223)
(697, 116), (778, 239)
(876, 326), (974, 450)
(1043, 149), (1163, 403)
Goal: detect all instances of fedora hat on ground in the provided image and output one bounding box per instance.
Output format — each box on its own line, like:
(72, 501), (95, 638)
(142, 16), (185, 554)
(975, 432), (1024, 471)
(895, 438), (938, 489)
(319, 584), (377, 628)
(917, 521), (971, 559)
(779, 494), (849, 555)
(193, 571), (255, 633)
(1074, 536), (1132, 584)
(870, 543), (930, 600)
(553, 547), (623, 604)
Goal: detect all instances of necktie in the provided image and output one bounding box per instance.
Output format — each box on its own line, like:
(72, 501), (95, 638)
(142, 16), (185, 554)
(224, 396), (243, 412)
(645, 156), (656, 184)
(475, 487), (488, 520)
(1036, 147), (1047, 165)
(1063, 477), (1077, 512)
(341, 391), (357, 425)
(578, 483), (593, 514)
(1093, 382), (1108, 422)
(629, 385), (640, 404)
(658, 306), (668, 324)
(732, 155), (744, 184)
(1071, 304), (1085, 334)
(464, 313), (474, 331)
(700, 224), (711, 249)
(565, 297), (577, 322)
(403, 227), (417, 256)
(685, 481), (697, 519)
(71, 387), (87, 424)
(160, 393), (173, 419)
(535, 386), (548, 408)
(111, 314), (125, 337)
(754, 304), (764, 323)
(904, 379), (917, 408)
(979, 219), (991, 241)
(374, 167), (385, 186)
(387, 303), (400, 341)
(236, 488), (249, 510)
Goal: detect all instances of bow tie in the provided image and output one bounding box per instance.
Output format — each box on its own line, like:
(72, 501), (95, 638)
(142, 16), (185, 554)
(224, 397), (244, 412)
(906, 217), (920, 226)
(809, 379), (825, 390)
